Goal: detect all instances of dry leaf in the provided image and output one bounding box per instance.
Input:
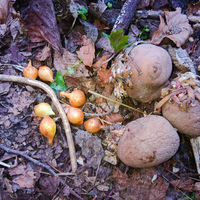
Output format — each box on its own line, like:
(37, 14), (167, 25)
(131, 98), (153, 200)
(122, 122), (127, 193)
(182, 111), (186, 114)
(171, 179), (194, 192)
(0, 0), (10, 24)
(93, 19), (109, 31)
(103, 114), (125, 124)
(76, 35), (95, 67)
(54, 47), (89, 77)
(12, 169), (36, 189)
(93, 55), (112, 84)
(188, 1), (200, 15)
(152, 8), (193, 47)
(24, 0), (62, 53)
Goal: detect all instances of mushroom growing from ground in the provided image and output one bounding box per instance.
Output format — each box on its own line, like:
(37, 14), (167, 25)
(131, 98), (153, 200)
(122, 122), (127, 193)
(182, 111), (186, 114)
(117, 115), (180, 168)
(118, 44), (172, 103)
(155, 72), (200, 137)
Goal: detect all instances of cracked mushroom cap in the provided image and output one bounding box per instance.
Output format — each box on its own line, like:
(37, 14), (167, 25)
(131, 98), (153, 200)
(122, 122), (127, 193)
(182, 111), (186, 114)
(117, 115), (180, 168)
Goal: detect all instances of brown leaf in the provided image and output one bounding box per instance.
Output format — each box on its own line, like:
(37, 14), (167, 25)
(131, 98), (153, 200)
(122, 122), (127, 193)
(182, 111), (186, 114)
(103, 114), (125, 124)
(39, 176), (60, 196)
(12, 169), (36, 189)
(171, 179), (194, 192)
(152, 8), (193, 47)
(187, 1), (200, 15)
(0, 0), (10, 24)
(9, 164), (26, 176)
(76, 35), (95, 67)
(113, 167), (169, 199)
(93, 55), (112, 84)
(24, 0), (62, 53)
(93, 19), (109, 31)
(54, 47), (89, 77)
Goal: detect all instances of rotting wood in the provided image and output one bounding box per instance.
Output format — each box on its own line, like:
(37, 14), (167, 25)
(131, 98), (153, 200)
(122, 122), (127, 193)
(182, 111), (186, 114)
(112, 0), (141, 33)
(0, 74), (77, 172)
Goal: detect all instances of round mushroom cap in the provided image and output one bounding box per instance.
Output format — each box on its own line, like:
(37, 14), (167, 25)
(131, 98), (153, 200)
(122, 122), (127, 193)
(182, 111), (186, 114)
(124, 44), (172, 103)
(162, 100), (200, 137)
(117, 115), (180, 168)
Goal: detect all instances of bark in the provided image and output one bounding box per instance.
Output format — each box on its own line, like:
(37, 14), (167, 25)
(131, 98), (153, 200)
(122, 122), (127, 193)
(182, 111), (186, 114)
(112, 0), (141, 33)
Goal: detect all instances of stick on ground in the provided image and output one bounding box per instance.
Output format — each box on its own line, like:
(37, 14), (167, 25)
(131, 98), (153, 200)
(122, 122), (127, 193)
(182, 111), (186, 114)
(0, 74), (77, 172)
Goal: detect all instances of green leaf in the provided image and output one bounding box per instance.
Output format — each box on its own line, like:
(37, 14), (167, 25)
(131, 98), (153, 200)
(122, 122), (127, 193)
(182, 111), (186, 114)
(77, 6), (88, 20)
(107, 2), (112, 8)
(109, 29), (129, 53)
(50, 71), (67, 92)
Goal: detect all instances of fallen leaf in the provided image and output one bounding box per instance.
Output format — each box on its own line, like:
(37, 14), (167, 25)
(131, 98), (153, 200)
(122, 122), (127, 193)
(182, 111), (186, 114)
(171, 179), (194, 192)
(0, 0), (10, 24)
(54, 47), (89, 77)
(151, 8), (193, 47)
(39, 176), (60, 196)
(93, 19), (109, 31)
(7, 90), (34, 116)
(76, 35), (95, 67)
(103, 114), (124, 124)
(113, 167), (169, 199)
(187, 1), (200, 15)
(12, 169), (36, 189)
(9, 164), (37, 189)
(93, 55), (112, 84)
(24, 0), (62, 53)
(75, 130), (105, 169)
(35, 45), (51, 61)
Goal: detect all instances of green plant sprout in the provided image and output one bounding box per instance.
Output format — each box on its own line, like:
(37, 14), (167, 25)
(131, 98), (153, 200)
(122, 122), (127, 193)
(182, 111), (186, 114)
(107, 2), (113, 8)
(50, 59), (83, 92)
(77, 6), (88, 20)
(139, 25), (149, 40)
(50, 71), (68, 92)
(103, 29), (130, 54)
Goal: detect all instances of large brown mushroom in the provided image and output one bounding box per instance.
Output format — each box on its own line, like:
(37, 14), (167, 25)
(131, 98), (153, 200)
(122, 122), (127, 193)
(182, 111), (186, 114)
(117, 115), (180, 168)
(124, 44), (172, 103)
(162, 100), (200, 137)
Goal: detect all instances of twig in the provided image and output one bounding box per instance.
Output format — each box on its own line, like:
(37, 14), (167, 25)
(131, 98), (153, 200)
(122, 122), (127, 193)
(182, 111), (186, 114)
(0, 75), (77, 172)
(0, 144), (59, 177)
(112, 0), (140, 33)
(88, 89), (146, 115)
(84, 104), (115, 117)
(0, 161), (10, 168)
(0, 144), (83, 200)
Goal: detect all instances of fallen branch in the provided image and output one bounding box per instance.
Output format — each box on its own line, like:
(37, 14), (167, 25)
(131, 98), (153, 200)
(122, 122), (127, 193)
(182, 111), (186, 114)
(0, 144), (83, 200)
(112, 0), (140, 33)
(0, 75), (77, 172)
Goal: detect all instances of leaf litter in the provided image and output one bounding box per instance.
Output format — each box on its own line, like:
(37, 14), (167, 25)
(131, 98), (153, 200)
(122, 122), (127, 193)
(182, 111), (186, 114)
(0, 0), (200, 199)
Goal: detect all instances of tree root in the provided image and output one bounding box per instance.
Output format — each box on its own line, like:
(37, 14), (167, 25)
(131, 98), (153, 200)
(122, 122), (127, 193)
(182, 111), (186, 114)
(0, 75), (77, 172)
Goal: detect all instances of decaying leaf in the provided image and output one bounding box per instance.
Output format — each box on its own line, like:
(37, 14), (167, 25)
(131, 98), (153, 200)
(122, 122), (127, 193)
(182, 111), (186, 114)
(9, 164), (36, 189)
(171, 179), (194, 192)
(0, 0), (10, 24)
(103, 113), (124, 124)
(76, 35), (95, 67)
(24, 0), (62, 53)
(151, 7), (193, 47)
(113, 167), (169, 199)
(75, 130), (105, 169)
(54, 47), (89, 77)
